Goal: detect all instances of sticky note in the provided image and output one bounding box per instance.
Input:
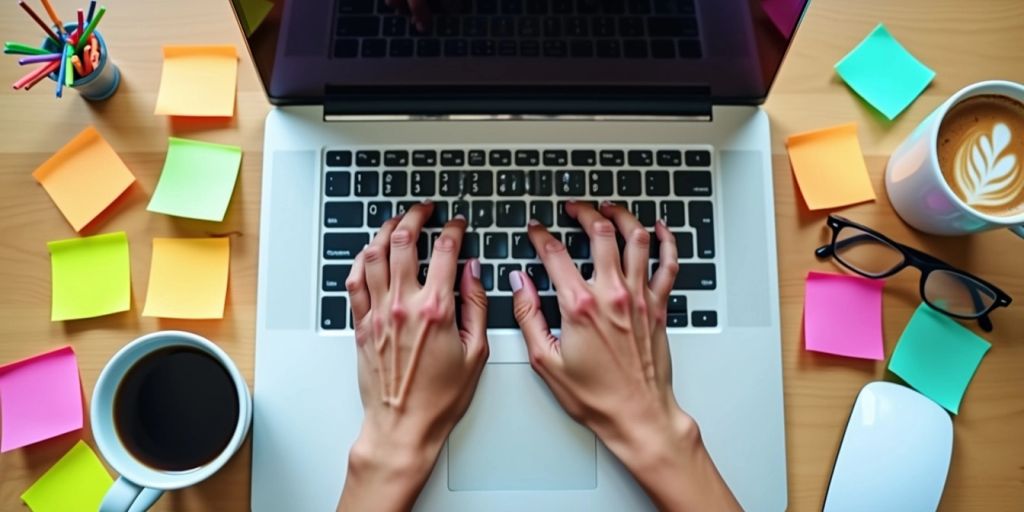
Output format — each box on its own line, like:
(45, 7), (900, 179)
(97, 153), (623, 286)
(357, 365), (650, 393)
(143, 238), (231, 319)
(803, 271), (885, 360)
(835, 23), (935, 120)
(154, 45), (238, 117)
(32, 126), (136, 232)
(786, 123), (876, 210)
(889, 304), (991, 414)
(0, 346), (82, 452)
(48, 232), (131, 321)
(147, 137), (242, 222)
(238, 0), (274, 36)
(21, 441), (113, 512)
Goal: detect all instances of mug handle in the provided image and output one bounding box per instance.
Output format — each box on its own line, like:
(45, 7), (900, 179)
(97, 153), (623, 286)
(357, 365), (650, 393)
(1012, 225), (1024, 239)
(100, 477), (164, 512)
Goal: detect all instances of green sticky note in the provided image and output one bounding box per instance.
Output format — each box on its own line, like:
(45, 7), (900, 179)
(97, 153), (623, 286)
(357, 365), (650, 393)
(835, 23), (935, 120)
(48, 232), (131, 321)
(147, 137), (242, 222)
(238, 0), (274, 36)
(21, 441), (114, 512)
(888, 304), (991, 414)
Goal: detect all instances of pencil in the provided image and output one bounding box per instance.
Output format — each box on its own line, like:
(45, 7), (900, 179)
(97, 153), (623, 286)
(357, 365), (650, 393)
(56, 44), (68, 96)
(77, 9), (85, 36)
(18, 53), (61, 64)
(17, 1), (60, 44)
(4, 42), (50, 55)
(71, 55), (84, 76)
(75, 6), (105, 52)
(82, 45), (93, 74)
(87, 0), (97, 23)
(12, 60), (57, 89)
(64, 46), (73, 86)
(23, 60), (61, 90)
(38, 0), (64, 36)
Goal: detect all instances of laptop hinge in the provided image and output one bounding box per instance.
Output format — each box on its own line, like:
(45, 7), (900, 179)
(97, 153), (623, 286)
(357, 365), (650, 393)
(323, 85), (711, 121)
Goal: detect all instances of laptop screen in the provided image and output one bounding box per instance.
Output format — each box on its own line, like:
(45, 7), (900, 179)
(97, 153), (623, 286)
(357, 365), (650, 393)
(232, 0), (808, 106)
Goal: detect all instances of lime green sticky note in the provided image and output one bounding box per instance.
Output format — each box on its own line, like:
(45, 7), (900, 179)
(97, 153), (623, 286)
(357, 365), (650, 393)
(239, 0), (274, 36)
(48, 232), (131, 321)
(21, 441), (114, 512)
(147, 137), (242, 222)
(888, 304), (991, 414)
(835, 23), (935, 120)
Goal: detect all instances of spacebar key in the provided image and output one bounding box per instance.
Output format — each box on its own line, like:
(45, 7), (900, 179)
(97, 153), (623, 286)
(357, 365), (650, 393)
(486, 296), (561, 328)
(324, 233), (369, 259)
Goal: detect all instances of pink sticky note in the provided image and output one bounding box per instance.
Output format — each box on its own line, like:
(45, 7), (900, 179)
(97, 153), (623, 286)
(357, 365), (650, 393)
(0, 346), (83, 452)
(804, 271), (885, 360)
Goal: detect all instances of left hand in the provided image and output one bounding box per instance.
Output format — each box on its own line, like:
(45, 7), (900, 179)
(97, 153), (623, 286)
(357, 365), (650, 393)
(338, 203), (489, 512)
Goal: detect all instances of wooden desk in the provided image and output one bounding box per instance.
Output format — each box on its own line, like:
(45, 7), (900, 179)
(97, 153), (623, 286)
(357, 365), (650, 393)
(1, 0), (1022, 509)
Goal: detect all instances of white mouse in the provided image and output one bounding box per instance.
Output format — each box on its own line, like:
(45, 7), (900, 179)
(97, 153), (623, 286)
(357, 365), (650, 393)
(823, 381), (953, 512)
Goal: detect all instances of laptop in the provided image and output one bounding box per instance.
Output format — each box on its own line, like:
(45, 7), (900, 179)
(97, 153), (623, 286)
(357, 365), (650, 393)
(236, 0), (804, 510)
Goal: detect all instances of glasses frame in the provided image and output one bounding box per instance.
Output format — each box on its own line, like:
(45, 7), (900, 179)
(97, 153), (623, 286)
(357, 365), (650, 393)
(815, 215), (1013, 332)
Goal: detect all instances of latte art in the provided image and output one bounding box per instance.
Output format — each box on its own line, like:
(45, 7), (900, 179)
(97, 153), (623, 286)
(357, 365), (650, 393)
(952, 123), (1021, 208)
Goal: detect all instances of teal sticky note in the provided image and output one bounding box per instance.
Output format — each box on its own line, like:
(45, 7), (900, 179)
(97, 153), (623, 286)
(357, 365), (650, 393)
(888, 304), (991, 414)
(147, 137), (242, 222)
(835, 23), (935, 120)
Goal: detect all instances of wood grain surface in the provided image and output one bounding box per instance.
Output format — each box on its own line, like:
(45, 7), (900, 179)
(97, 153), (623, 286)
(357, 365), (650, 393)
(1, 0), (1022, 510)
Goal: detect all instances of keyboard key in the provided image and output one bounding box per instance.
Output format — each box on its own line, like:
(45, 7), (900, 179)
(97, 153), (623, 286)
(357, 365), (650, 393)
(361, 38), (387, 57)
(512, 232), (536, 258)
(436, 16), (459, 36)
(667, 314), (687, 327)
(444, 39), (468, 56)
(324, 233), (369, 259)
(647, 16), (696, 37)
(673, 231), (695, 259)
(645, 170), (670, 196)
(480, 264), (495, 291)
(497, 201), (527, 227)
(689, 201), (714, 258)
(417, 232), (428, 260)
(660, 201), (685, 226)
(460, 232), (480, 259)
(599, 150), (624, 166)
(334, 39), (358, 58)
(384, 150), (408, 166)
(650, 39), (675, 58)
(339, 0), (374, 14)
(325, 172), (351, 197)
(321, 296), (347, 329)
(589, 170), (614, 196)
(337, 16), (379, 37)
(557, 201), (579, 227)
(452, 200), (470, 219)
(543, 17), (562, 37)
(418, 263), (429, 285)
(382, 16), (407, 35)
(492, 16), (515, 36)
(566, 232), (590, 259)
(530, 201), (553, 226)
(326, 150), (353, 167)
(623, 39), (648, 58)
(525, 264), (549, 290)
(426, 201), (449, 227)
(673, 263), (715, 290)
(540, 296), (561, 327)
(657, 150), (682, 166)
(571, 150), (597, 166)
(555, 170), (586, 196)
(619, 16), (644, 36)
(354, 171), (379, 196)
(627, 150), (653, 166)
(323, 264), (353, 291)
(685, 150), (711, 167)
(439, 170), (462, 196)
(487, 297), (518, 328)
(471, 39), (496, 56)
(356, 151), (380, 167)
(543, 40), (567, 57)
(667, 295), (687, 313)
(631, 201), (656, 226)
(617, 170), (642, 196)
(498, 264), (521, 291)
(596, 39), (621, 57)
(488, 150), (512, 167)
(441, 150), (465, 166)
(592, 16), (616, 36)
(519, 40), (540, 56)
(396, 200), (418, 216)
(692, 310), (718, 327)
(464, 16), (487, 37)
(674, 171), (712, 196)
(382, 170), (407, 196)
(565, 16), (588, 36)
(411, 171), (435, 196)
(468, 150), (486, 166)
(497, 170), (526, 196)
(472, 201), (494, 228)
(325, 202), (363, 228)
(484, 232), (509, 258)
(366, 201), (392, 227)
(468, 171), (493, 195)
(417, 39), (441, 57)
(412, 150), (436, 167)
(543, 150), (568, 166)
(579, 262), (594, 280)
(515, 150), (540, 167)
(528, 170), (553, 196)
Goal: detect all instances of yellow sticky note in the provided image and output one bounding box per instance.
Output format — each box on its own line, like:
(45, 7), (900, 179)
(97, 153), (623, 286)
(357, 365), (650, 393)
(785, 123), (876, 210)
(48, 232), (131, 321)
(32, 126), (136, 232)
(21, 441), (113, 512)
(154, 45), (238, 117)
(143, 238), (230, 319)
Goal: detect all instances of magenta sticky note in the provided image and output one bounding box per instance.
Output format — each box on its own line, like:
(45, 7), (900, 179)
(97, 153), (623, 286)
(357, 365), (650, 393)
(804, 271), (885, 360)
(0, 346), (83, 452)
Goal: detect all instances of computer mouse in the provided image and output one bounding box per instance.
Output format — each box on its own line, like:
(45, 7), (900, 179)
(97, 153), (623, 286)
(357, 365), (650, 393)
(823, 381), (953, 512)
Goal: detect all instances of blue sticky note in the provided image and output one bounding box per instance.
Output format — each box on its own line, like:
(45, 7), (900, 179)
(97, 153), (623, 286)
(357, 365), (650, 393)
(835, 23), (935, 120)
(888, 304), (991, 414)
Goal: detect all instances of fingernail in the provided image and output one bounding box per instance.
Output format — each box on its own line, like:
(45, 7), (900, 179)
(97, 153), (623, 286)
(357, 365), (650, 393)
(528, 219), (541, 227)
(454, 213), (467, 221)
(568, 199), (577, 204)
(422, 198), (432, 205)
(470, 258), (481, 279)
(600, 200), (613, 208)
(658, 218), (667, 226)
(509, 271), (524, 293)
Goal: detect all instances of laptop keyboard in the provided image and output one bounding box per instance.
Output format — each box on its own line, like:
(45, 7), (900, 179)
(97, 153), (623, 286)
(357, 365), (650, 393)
(333, 0), (701, 59)
(318, 146), (720, 332)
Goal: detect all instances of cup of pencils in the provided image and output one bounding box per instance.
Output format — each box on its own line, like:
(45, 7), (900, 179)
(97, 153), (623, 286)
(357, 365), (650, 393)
(8, 1), (120, 101)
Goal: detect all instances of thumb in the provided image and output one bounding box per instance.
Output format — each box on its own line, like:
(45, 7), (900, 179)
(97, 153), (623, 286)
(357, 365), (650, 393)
(459, 259), (489, 363)
(510, 271), (558, 367)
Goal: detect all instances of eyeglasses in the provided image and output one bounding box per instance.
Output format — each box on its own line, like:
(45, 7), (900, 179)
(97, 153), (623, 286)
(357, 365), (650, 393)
(815, 215), (1012, 332)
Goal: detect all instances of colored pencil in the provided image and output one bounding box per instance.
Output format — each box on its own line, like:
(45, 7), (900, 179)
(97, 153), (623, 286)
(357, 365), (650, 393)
(82, 45), (93, 74)
(75, 6), (105, 52)
(71, 55), (84, 76)
(17, 1), (60, 44)
(64, 47), (73, 86)
(24, 60), (60, 90)
(77, 9), (85, 35)
(87, 0), (97, 23)
(12, 60), (57, 89)
(55, 44), (68, 96)
(4, 42), (50, 55)
(38, 0), (64, 36)
(18, 53), (61, 64)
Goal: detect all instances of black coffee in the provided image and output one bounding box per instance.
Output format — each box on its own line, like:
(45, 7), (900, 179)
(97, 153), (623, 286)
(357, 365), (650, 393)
(114, 346), (239, 471)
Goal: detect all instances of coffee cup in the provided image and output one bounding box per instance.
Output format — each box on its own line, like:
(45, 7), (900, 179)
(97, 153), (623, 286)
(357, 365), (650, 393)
(885, 80), (1024, 238)
(92, 331), (251, 512)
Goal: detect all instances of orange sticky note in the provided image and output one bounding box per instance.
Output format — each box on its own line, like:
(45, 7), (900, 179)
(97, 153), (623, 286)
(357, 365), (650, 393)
(32, 127), (136, 232)
(154, 45), (238, 117)
(143, 238), (230, 319)
(785, 123), (876, 210)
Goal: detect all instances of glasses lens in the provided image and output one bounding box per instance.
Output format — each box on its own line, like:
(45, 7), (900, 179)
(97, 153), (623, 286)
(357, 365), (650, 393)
(833, 227), (905, 277)
(923, 269), (997, 317)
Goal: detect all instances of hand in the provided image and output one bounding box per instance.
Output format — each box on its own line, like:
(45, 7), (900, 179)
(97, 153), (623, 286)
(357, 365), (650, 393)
(338, 203), (489, 512)
(511, 201), (740, 511)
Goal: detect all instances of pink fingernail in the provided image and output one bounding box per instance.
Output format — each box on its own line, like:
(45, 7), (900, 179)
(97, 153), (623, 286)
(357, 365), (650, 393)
(470, 258), (481, 279)
(657, 218), (667, 226)
(454, 213), (467, 221)
(422, 198), (432, 205)
(509, 271), (524, 292)
(600, 200), (613, 208)
(528, 219), (541, 227)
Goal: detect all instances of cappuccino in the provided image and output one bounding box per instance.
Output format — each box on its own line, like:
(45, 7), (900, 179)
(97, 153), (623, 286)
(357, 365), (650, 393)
(937, 94), (1024, 218)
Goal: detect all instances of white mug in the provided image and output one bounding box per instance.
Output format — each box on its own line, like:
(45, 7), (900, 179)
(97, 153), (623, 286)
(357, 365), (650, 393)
(91, 331), (252, 512)
(885, 80), (1024, 238)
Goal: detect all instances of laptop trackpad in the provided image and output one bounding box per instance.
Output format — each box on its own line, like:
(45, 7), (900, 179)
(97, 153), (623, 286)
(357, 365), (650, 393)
(447, 363), (597, 491)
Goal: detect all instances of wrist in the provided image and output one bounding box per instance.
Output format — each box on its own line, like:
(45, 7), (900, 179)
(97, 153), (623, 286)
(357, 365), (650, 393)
(598, 406), (702, 476)
(339, 423), (447, 512)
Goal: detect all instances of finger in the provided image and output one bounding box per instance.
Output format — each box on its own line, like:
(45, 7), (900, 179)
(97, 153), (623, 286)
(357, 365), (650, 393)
(407, 0), (431, 30)
(346, 251), (371, 323)
(425, 214), (467, 291)
(511, 271), (561, 369)
(650, 219), (679, 299)
(390, 201), (433, 289)
(365, 217), (399, 304)
(567, 201), (622, 282)
(527, 219), (585, 295)
(600, 201), (651, 290)
(459, 259), (489, 364)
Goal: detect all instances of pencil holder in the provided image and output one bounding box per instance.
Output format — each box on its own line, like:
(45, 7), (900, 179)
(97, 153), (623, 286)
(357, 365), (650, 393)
(42, 23), (120, 101)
